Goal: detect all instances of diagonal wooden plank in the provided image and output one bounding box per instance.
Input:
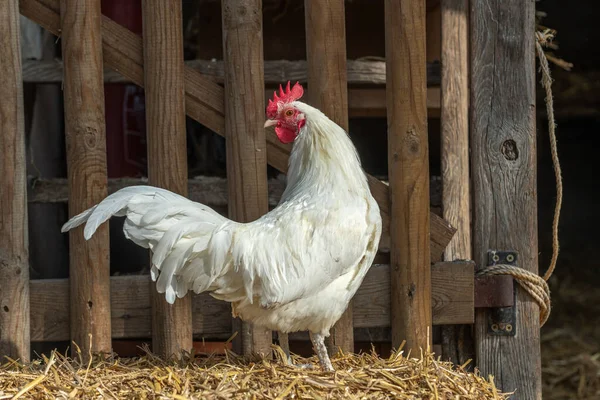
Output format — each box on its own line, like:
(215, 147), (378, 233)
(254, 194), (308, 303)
(19, 0), (456, 260)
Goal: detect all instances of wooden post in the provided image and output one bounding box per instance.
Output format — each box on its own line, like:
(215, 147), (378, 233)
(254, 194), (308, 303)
(384, 0), (432, 355)
(141, 0), (193, 359)
(440, 0), (473, 366)
(60, 0), (112, 359)
(304, 0), (353, 355)
(471, 1), (541, 397)
(0, 0), (30, 362)
(221, 0), (271, 357)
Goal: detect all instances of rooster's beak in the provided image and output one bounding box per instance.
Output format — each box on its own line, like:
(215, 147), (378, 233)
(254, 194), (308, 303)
(264, 119), (277, 128)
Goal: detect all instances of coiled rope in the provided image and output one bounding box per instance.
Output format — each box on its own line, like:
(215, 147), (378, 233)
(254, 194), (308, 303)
(476, 29), (563, 327)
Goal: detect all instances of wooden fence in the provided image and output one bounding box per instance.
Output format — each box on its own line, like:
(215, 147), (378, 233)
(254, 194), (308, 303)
(1, 0), (541, 397)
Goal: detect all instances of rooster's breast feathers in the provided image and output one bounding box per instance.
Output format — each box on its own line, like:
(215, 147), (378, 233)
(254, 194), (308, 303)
(202, 194), (375, 310)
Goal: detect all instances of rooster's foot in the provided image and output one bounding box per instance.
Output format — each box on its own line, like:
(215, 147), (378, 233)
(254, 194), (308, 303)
(284, 356), (314, 369)
(293, 363), (314, 369)
(279, 331), (334, 372)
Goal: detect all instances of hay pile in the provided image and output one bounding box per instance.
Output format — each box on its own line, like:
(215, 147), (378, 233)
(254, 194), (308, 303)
(0, 345), (508, 399)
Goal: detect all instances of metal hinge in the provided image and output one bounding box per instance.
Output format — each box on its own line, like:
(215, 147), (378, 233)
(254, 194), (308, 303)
(485, 250), (518, 336)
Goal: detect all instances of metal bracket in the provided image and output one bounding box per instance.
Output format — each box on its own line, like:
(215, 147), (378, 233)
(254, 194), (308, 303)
(486, 250), (517, 336)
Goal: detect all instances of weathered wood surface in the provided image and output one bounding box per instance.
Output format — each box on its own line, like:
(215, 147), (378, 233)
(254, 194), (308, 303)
(221, 0), (272, 357)
(0, 0), (31, 362)
(59, 0), (111, 359)
(20, 58), (441, 87)
(385, 0), (432, 354)
(304, 0), (354, 355)
(141, 0), (193, 359)
(29, 262), (474, 342)
(439, 0), (473, 366)
(19, 0), (457, 262)
(470, 1), (541, 398)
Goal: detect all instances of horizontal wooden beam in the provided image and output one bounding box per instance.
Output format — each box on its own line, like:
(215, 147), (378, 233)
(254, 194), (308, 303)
(353, 261), (474, 328)
(270, 87), (440, 118)
(21, 58), (441, 87)
(345, 87), (440, 118)
(20, 58), (442, 117)
(27, 176), (283, 207)
(19, 0), (456, 263)
(27, 176), (443, 208)
(29, 261), (474, 342)
(29, 275), (232, 342)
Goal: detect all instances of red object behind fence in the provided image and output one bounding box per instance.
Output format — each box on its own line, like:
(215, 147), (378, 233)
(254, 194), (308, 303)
(102, 0), (147, 177)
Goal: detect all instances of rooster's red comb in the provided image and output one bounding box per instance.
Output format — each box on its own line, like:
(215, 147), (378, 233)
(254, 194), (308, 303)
(266, 81), (304, 118)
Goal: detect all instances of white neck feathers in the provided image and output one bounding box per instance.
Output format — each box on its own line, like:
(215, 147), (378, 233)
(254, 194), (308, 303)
(281, 102), (368, 200)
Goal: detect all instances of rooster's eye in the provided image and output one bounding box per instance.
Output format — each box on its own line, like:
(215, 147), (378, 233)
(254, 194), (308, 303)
(284, 109), (294, 117)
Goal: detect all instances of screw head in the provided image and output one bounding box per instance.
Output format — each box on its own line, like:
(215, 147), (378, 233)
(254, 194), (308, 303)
(492, 254), (500, 262)
(506, 254), (515, 263)
(491, 324), (499, 332)
(506, 324), (513, 332)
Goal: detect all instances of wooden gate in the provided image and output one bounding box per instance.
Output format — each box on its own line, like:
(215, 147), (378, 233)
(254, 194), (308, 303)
(1, 0), (541, 397)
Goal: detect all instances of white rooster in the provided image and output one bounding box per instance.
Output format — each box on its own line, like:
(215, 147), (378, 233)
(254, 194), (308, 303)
(61, 82), (382, 371)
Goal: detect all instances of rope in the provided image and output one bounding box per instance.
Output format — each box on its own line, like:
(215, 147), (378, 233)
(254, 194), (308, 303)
(536, 29), (564, 283)
(476, 265), (552, 326)
(476, 29), (564, 328)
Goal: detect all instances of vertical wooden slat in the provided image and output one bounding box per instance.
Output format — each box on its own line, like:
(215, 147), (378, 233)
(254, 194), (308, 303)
(304, 0), (353, 355)
(441, 0), (470, 260)
(471, 0), (541, 397)
(221, 0), (271, 356)
(60, 0), (111, 359)
(141, 0), (193, 359)
(0, 0), (30, 362)
(440, 0), (473, 366)
(384, 0), (432, 354)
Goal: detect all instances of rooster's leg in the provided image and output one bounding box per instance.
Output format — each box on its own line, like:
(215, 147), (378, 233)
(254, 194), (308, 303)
(309, 332), (334, 372)
(278, 332), (292, 363)
(279, 332), (314, 369)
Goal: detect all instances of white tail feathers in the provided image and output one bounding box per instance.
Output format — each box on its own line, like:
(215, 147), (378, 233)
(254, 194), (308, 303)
(61, 185), (229, 304)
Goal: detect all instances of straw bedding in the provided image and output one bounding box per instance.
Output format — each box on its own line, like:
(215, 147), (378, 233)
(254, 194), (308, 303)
(0, 344), (508, 399)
